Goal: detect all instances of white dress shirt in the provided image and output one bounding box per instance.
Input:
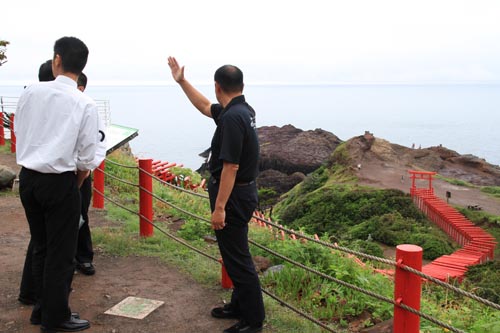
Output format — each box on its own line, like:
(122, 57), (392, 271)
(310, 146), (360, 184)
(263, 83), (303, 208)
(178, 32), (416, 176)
(15, 75), (101, 173)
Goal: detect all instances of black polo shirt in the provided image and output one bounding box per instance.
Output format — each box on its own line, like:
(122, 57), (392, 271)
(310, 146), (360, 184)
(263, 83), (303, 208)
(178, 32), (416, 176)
(209, 95), (259, 182)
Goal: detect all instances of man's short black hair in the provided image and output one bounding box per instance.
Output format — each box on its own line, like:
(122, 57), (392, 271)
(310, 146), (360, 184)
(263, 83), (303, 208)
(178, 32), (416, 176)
(38, 59), (55, 82)
(77, 72), (87, 88)
(53, 36), (89, 74)
(214, 65), (244, 93)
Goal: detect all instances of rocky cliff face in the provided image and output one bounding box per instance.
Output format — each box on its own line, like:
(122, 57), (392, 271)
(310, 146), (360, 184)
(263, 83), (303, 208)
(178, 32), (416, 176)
(257, 125), (343, 194)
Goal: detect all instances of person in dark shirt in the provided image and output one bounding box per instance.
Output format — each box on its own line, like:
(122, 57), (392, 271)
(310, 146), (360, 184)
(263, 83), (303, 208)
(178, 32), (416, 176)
(74, 72), (96, 276)
(168, 56), (265, 333)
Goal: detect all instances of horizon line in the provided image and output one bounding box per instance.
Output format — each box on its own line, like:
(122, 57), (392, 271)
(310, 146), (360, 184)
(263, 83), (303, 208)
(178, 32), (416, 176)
(1, 80), (499, 87)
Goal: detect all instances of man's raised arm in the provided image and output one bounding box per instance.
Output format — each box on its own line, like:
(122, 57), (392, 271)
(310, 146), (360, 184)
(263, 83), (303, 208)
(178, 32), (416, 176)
(168, 56), (212, 118)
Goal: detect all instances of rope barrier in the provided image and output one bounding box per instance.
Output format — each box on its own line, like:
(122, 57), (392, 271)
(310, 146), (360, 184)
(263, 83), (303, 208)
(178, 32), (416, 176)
(99, 185), (466, 333)
(102, 170), (139, 188)
(105, 199), (339, 333)
(252, 215), (500, 311)
(138, 167), (209, 199)
(92, 188), (140, 216)
(400, 263), (500, 311)
(101, 161), (498, 331)
(249, 241), (466, 333)
(139, 186), (211, 223)
(261, 289), (337, 332)
(105, 158), (139, 169)
(144, 167), (500, 311)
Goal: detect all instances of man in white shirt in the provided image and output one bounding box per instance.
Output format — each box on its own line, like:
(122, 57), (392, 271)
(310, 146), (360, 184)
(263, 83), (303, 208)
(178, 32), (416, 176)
(15, 36), (100, 333)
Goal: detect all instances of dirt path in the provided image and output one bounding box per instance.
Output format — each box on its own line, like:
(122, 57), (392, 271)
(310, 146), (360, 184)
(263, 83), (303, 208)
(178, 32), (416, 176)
(0, 152), (233, 333)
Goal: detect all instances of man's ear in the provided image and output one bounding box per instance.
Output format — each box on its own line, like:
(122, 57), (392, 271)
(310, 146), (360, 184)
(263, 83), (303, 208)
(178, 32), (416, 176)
(214, 82), (222, 94)
(52, 54), (62, 76)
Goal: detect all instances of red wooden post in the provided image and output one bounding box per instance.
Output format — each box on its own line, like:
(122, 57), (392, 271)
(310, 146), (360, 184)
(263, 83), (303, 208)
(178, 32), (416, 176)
(10, 114), (15, 153)
(139, 158), (154, 237)
(0, 110), (5, 146)
(394, 244), (423, 333)
(92, 161), (105, 209)
(219, 258), (233, 289)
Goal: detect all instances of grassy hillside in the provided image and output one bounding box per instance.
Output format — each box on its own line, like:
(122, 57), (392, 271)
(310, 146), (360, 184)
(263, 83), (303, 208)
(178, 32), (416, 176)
(273, 161), (456, 260)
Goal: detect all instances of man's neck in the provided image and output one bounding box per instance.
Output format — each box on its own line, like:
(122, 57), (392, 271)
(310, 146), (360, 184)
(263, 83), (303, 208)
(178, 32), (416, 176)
(220, 92), (242, 108)
(59, 71), (79, 82)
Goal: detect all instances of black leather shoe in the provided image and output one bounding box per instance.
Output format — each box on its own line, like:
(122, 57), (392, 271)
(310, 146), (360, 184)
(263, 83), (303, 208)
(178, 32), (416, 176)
(223, 320), (263, 333)
(18, 295), (37, 305)
(30, 312), (80, 325)
(211, 303), (240, 319)
(75, 262), (95, 276)
(40, 317), (89, 332)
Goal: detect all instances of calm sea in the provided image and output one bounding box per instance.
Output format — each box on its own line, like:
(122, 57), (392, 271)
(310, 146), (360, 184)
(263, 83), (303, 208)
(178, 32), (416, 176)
(2, 84), (499, 170)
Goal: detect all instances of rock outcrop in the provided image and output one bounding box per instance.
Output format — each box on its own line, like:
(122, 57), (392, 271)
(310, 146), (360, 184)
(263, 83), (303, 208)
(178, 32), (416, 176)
(336, 135), (500, 187)
(0, 165), (16, 189)
(258, 125), (343, 175)
(256, 125), (342, 198)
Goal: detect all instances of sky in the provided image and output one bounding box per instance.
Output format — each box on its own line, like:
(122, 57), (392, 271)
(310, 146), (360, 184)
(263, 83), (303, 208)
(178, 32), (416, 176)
(1, 0), (500, 85)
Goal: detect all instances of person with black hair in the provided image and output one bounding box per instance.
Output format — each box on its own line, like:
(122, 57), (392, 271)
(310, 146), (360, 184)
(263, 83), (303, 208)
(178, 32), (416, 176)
(168, 56), (265, 333)
(77, 72), (87, 92)
(15, 36), (99, 333)
(38, 60), (55, 82)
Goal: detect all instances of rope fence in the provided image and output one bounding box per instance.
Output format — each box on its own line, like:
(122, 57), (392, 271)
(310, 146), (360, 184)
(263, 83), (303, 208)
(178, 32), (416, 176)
(89, 157), (499, 333)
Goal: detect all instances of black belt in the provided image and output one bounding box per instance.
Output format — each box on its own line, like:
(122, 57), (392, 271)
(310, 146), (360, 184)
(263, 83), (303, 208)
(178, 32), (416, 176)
(210, 178), (254, 186)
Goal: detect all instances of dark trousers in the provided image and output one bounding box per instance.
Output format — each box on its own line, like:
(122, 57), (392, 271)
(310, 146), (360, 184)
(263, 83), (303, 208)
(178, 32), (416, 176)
(19, 240), (36, 302)
(76, 176), (93, 263)
(208, 179), (265, 325)
(19, 175), (94, 302)
(19, 167), (80, 327)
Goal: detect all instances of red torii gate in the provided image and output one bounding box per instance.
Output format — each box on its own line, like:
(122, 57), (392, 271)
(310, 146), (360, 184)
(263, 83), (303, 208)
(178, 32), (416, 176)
(408, 170), (437, 196)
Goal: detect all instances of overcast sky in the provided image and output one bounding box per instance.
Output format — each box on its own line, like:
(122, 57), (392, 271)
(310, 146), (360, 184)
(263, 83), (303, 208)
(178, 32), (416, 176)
(1, 0), (500, 85)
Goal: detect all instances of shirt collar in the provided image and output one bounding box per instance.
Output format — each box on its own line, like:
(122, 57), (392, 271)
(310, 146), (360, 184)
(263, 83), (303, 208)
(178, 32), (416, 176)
(55, 75), (78, 88)
(223, 95), (246, 111)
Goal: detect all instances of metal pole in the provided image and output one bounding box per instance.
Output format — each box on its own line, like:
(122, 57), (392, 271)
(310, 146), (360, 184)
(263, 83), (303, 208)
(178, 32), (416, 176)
(10, 114), (15, 153)
(92, 161), (105, 209)
(139, 158), (154, 237)
(394, 244), (423, 333)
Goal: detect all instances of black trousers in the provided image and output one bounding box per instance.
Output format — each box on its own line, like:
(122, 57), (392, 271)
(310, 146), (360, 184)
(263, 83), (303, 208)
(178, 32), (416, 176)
(208, 179), (265, 325)
(76, 176), (94, 263)
(19, 167), (80, 327)
(19, 175), (94, 301)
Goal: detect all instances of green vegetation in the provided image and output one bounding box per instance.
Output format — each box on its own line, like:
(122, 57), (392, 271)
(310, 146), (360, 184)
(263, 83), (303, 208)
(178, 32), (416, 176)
(275, 177), (455, 260)
(435, 174), (474, 187)
(481, 186), (500, 199)
(88, 149), (500, 332)
(0, 141), (13, 154)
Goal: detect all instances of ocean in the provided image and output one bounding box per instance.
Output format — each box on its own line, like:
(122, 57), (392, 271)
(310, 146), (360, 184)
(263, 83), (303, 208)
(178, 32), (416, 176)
(2, 84), (499, 170)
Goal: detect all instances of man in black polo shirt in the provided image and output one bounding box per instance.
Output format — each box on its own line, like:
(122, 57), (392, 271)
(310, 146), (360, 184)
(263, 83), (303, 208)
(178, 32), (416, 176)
(168, 57), (265, 333)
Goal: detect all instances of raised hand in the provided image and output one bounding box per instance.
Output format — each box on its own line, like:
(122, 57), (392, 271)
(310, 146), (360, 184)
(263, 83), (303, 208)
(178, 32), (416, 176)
(167, 56), (185, 83)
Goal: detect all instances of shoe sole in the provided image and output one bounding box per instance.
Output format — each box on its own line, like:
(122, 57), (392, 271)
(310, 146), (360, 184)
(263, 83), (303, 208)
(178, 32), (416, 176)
(211, 310), (240, 319)
(41, 323), (90, 332)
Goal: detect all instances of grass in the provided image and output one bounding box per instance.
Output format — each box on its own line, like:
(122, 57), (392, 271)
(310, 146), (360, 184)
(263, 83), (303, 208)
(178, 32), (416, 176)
(435, 174), (475, 187)
(0, 140), (13, 154)
(94, 201), (338, 332)
(91, 149), (500, 333)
